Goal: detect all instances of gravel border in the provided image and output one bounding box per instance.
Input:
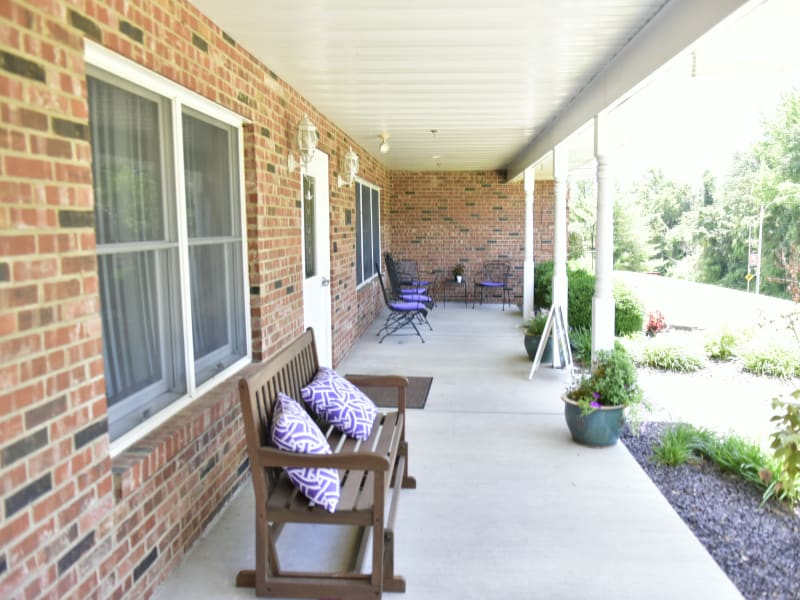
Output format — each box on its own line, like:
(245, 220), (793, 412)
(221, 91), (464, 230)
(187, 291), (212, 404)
(621, 423), (800, 600)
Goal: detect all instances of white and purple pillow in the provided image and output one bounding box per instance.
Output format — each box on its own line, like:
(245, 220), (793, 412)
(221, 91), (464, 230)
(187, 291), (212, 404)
(301, 367), (377, 440)
(271, 393), (340, 512)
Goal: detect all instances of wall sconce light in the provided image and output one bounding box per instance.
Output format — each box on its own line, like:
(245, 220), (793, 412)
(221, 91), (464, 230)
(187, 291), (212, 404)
(378, 134), (390, 154)
(288, 113), (319, 172)
(337, 146), (359, 187)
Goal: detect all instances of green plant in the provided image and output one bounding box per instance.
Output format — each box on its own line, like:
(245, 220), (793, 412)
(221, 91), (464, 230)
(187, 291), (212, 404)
(651, 423), (714, 466)
(741, 346), (800, 378)
(704, 329), (740, 361)
(639, 345), (705, 372)
(565, 342), (644, 415)
(570, 327), (592, 366)
(522, 313), (548, 336)
(613, 284), (645, 336)
(453, 263), (465, 277)
(764, 390), (800, 507)
(567, 268), (595, 331)
(533, 261), (554, 309)
(652, 423), (781, 502)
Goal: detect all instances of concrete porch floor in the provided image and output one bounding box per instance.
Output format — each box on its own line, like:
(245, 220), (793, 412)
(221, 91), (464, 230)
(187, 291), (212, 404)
(154, 303), (743, 600)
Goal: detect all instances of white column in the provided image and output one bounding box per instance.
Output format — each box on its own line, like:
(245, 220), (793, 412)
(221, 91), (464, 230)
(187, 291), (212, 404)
(592, 114), (615, 361)
(552, 145), (569, 329)
(523, 166), (535, 321)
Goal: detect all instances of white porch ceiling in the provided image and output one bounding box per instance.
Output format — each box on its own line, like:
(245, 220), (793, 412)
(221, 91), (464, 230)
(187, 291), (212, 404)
(190, 0), (751, 177)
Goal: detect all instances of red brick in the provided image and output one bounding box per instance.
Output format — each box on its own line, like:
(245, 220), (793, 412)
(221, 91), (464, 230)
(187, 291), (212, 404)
(0, 332), (43, 365)
(0, 234), (36, 256)
(5, 156), (52, 180)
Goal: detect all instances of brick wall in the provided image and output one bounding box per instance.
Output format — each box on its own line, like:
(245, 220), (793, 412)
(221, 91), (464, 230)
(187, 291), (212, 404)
(0, 0), (387, 598)
(387, 171), (555, 304)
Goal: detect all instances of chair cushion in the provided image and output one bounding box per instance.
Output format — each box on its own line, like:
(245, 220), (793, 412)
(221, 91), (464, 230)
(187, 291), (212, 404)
(301, 367), (377, 440)
(389, 300), (426, 311)
(271, 393), (340, 512)
(478, 281), (504, 287)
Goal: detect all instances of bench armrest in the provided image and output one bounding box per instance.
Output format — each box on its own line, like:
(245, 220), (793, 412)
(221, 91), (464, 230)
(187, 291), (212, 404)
(346, 374), (408, 413)
(256, 446), (390, 471)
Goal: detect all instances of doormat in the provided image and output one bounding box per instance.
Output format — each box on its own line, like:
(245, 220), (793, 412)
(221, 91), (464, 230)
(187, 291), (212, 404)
(355, 376), (432, 409)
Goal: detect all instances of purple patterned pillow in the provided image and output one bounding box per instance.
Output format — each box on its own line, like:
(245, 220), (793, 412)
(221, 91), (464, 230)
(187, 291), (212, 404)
(271, 393), (340, 512)
(301, 367), (377, 440)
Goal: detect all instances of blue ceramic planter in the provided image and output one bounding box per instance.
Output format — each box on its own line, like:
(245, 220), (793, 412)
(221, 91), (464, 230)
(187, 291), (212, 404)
(563, 395), (626, 447)
(524, 334), (553, 362)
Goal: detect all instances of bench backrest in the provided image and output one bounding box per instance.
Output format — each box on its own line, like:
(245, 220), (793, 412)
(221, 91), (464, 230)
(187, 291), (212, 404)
(238, 328), (320, 487)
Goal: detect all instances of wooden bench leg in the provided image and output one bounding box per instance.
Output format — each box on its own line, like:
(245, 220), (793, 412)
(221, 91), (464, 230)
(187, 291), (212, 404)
(382, 530), (406, 593)
(235, 569), (255, 588)
(400, 441), (416, 489)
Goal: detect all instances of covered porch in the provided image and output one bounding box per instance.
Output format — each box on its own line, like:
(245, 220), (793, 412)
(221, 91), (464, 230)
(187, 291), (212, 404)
(154, 305), (742, 600)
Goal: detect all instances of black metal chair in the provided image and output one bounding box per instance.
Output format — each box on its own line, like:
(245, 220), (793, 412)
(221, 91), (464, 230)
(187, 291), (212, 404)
(374, 268), (430, 343)
(384, 253), (433, 309)
(472, 261), (512, 310)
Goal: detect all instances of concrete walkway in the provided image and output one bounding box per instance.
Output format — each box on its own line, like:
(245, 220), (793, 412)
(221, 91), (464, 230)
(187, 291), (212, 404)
(154, 304), (742, 600)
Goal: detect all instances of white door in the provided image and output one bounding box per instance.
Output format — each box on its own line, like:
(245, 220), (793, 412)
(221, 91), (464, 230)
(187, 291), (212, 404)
(302, 150), (332, 367)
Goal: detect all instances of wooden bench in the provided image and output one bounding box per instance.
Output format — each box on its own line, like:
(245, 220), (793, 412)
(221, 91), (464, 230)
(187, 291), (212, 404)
(236, 328), (416, 598)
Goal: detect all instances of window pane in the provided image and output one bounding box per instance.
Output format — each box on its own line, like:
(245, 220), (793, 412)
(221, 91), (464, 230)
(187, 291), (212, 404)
(190, 242), (246, 385)
(303, 175), (316, 278)
(182, 112), (235, 238)
(361, 185), (373, 279)
(88, 77), (169, 244)
(99, 250), (186, 438)
(371, 190), (381, 277)
(355, 183), (363, 283)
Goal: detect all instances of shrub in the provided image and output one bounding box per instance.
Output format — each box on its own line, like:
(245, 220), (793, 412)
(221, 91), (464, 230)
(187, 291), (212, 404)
(532, 262), (644, 336)
(614, 284), (644, 336)
(704, 329), (739, 361)
(741, 346), (800, 378)
(533, 261), (554, 309)
(567, 230), (584, 261)
(639, 345), (705, 372)
(765, 390), (800, 507)
(567, 268), (595, 331)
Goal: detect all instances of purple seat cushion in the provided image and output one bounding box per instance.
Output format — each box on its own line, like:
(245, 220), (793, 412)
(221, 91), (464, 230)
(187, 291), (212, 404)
(271, 393), (340, 512)
(301, 367), (377, 440)
(478, 281), (504, 287)
(400, 292), (431, 302)
(389, 300), (426, 311)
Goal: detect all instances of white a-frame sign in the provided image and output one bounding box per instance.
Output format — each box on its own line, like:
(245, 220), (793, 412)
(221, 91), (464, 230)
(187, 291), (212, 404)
(528, 304), (572, 380)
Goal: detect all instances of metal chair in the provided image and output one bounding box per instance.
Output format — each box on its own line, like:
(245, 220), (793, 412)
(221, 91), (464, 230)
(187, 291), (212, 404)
(472, 261), (512, 310)
(374, 268), (430, 343)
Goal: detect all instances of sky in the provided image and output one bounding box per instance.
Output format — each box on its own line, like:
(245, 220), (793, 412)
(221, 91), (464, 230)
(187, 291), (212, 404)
(601, 0), (800, 188)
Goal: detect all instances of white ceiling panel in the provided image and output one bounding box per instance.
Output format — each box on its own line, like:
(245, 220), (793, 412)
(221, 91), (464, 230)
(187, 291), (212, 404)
(188, 0), (746, 174)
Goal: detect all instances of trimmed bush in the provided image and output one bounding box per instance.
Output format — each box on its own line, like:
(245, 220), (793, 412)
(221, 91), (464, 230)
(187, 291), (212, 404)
(532, 261), (645, 337)
(614, 284), (644, 336)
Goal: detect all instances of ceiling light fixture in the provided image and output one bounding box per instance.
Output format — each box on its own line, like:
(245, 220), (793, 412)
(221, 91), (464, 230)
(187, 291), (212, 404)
(288, 113), (319, 172)
(337, 146), (359, 187)
(378, 134), (390, 154)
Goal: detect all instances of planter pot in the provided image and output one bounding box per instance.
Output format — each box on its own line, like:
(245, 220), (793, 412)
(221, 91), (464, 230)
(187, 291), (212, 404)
(562, 395), (626, 447)
(524, 334), (552, 362)
(455, 275), (463, 283)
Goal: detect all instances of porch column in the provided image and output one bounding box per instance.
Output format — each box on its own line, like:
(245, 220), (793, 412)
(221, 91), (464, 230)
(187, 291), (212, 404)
(523, 166), (535, 321)
(592, 114), (615, 360)
(552, 144), (569, 329)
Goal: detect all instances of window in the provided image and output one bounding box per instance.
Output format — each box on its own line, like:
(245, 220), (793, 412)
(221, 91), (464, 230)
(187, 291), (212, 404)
(355, 181), (381, 285)
(86, 48), (249, 444)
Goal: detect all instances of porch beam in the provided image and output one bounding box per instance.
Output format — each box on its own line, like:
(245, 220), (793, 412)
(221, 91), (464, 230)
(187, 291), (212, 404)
(504, 0), (750, 182)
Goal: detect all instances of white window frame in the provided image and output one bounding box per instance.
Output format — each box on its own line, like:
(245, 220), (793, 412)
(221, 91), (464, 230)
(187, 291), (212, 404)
(355, 179), (382, 287)
(85, 42), (252, 456)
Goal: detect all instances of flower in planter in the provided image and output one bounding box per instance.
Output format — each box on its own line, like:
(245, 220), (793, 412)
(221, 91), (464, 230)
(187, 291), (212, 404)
(565, 342), (645, 416)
